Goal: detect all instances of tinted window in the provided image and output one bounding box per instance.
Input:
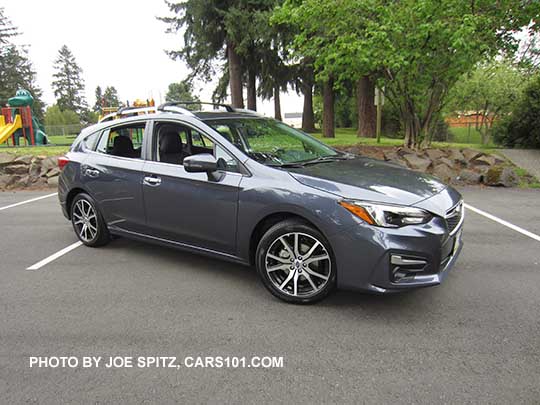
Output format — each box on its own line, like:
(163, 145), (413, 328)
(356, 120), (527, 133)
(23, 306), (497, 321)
(96, 122), (145, 159)
(154, 121), (239, 173)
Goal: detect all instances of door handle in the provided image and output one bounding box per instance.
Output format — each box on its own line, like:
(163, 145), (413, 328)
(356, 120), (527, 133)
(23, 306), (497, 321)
(143, 176), (162, 186)
(85, 168), (100, 178)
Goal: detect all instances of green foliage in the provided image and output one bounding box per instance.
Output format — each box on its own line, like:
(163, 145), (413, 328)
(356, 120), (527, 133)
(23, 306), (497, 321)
(274, 0), (539, 148)
(0, 7), (18, 44)
(51, 45), (88, 117)
(103, 86), (120, 108)
(44, 104), (80, 127)
(493, 75), (540, 148)
(93, 86), (103, 112)
(446, 59), (528, 144)
(165, 80), (201, 110)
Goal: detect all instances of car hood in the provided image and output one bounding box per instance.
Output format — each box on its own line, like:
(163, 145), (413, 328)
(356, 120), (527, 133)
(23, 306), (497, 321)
(287, 156), (447, 206)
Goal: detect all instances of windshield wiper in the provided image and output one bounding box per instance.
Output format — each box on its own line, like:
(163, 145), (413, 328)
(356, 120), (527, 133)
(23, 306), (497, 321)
(297, 155), (351, 166)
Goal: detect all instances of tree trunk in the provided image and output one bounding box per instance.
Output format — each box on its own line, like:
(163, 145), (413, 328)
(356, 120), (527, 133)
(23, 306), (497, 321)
(356, 76), (376, 137)
(301, 82), (316, 132)
(227, 42), (244, 108)
(322, 79), (335, 138)
(247, 68), (257, 111)
(274, 86), (282, 121)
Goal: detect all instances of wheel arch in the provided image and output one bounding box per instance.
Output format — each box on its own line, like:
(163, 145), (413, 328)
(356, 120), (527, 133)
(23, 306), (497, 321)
(248, 211), (326, 266)
(65, 187), (88, 219)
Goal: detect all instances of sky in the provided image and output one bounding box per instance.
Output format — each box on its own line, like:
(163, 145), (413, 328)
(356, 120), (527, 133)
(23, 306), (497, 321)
(4, 0), (302, 116)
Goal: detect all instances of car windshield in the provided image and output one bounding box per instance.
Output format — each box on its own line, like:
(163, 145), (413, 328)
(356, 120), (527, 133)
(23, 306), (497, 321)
(205, 118), (340, 166)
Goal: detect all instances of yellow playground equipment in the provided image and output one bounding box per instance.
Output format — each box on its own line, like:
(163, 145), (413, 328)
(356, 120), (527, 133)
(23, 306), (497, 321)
(0, 114), (22, 145)
(98, 98), (156, 122)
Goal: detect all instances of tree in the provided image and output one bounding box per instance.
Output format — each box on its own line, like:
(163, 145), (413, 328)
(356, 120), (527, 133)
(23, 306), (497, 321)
(493, 74), (540, 148)
(446, 60), (528, 144)
(165, 80), (201, 110)
(275, 0), (539, 148)
(51, 45), (88, 117)
(0, 7), (18, 44)
(44, 104), (80, 127)
(161, 1), (244, 108)
(93, 86), (103, 112)
(161, 1), (285, 110)
(356, 76), (376, 137)
(103, 86), (120, 108)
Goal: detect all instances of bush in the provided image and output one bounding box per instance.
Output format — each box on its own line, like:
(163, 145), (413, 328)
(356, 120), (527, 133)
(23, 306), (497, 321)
(493, 76), (540, 148)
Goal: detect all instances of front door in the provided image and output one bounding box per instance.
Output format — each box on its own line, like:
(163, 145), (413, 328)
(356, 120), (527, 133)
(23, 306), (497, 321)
(142, 120), (242, 255)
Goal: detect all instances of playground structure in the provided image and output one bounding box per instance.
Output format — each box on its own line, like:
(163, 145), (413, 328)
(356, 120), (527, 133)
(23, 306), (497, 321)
(98, 98), (156, 122)
(0, 89), (47, 146)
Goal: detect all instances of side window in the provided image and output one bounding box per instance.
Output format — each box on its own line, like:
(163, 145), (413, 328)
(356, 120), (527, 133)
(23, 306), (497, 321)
(80, 131), (100, 151)
(96, 122), (145, 159)
(154, 121), (240, 173)
(215, 144), (240, 173)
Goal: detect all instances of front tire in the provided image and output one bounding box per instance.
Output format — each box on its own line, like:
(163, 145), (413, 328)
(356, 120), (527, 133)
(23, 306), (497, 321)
(256, 219), (336, 304)
(70, 193), (110, 247)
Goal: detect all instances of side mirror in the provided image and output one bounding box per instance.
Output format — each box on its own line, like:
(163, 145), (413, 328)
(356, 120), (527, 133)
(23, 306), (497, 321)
(183, 153), (225, 182)
(184, 153), (218, 173)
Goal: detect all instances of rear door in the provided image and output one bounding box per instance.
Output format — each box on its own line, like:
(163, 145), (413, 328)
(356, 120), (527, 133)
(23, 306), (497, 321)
(82, 120), (149, 233)
(142, 119), (242, 255)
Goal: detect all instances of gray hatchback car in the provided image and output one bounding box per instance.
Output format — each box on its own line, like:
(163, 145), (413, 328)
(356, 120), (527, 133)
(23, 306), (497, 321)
(58, 102), (463, 303)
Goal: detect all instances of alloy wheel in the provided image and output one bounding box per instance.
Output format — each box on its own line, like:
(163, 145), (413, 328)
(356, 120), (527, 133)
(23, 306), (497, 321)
(265, 232), (331, 298)
(72, 199), (98, 242)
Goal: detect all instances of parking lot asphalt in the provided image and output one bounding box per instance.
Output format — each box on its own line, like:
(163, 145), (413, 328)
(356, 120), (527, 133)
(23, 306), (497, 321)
(1, 187), (539, 404)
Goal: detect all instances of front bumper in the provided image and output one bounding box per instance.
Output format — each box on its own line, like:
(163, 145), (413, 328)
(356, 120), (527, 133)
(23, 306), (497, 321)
(331, 212), (464, 293)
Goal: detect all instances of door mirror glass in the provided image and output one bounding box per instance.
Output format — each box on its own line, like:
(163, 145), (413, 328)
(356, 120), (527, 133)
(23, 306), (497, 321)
(183, 153), (219, 173)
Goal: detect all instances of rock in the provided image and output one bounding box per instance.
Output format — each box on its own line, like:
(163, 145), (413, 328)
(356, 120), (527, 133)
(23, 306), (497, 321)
(40, 157), (57, 175)
(384, 150), (400, 162)
(462, 148), (483, 162)
(471, 154), (496, 166)
(0, 174), (12, 189)
(484, 166), (519, 187)
(432, 164), (455, 183)
(0, 153), (16, 167)
(32, 177), (48, 188)
(29, 161), (41, 178)
(5, 164), (28, 175)
(14, 155), (32, 165)
(47, 175), (59, 187)
(448, 149), (466, 164)
(396, 147), (415, 157)
(45, 167), (61, 178)
(458, 169), (482, 184)
(362, 149), (386, 161)
(403, 154), (432, 172)
(425, 149), (446, 161)
(439, 157), (455, 168)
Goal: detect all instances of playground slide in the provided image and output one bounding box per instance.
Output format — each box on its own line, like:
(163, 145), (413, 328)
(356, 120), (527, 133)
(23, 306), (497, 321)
(0, 114), (22, 145)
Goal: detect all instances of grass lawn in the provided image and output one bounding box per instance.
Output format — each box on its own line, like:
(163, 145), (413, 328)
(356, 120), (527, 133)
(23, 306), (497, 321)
(311, 128), (497, 150)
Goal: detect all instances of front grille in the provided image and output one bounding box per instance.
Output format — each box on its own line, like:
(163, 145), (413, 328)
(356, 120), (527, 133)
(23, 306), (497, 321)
(445, 201), (463, 234)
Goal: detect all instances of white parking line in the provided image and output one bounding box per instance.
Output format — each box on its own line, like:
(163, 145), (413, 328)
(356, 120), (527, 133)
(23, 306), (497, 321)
(26, 241), (83, 271)
(465, 203), (540, 243)
(0, 192), (57, 211)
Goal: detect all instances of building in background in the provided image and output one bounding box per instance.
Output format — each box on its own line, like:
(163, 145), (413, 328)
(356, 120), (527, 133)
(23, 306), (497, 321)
(283, 112), (303, 128)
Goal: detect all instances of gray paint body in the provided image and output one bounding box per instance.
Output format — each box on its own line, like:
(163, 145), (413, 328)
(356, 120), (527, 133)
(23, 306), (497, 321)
(59, 112), (463, 293)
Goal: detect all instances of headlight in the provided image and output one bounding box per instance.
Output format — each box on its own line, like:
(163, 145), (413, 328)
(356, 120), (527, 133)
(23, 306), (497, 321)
(339, 200), (432, 228)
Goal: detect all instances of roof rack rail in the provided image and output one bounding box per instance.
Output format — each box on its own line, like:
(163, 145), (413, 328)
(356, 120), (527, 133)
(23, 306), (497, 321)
(98, 106), (158, 123)
(158, 101), (235, 113)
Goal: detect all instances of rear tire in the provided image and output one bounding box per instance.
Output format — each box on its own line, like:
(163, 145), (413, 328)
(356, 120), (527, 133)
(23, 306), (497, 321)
(70, 193), (110, 247)
(256, 219), (336, 304)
